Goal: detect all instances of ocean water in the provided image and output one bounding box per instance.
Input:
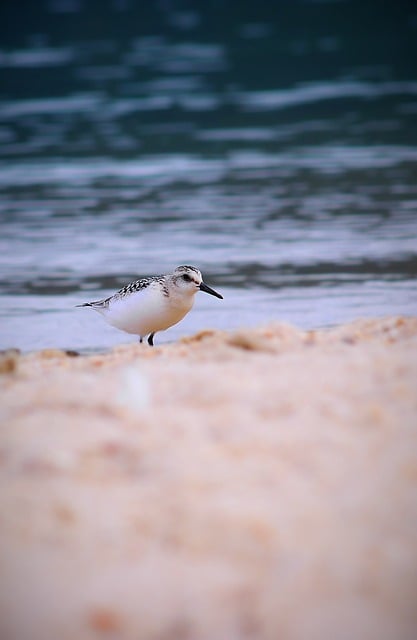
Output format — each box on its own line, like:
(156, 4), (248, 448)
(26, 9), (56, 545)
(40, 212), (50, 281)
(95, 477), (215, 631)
(0, 1), (416, 352)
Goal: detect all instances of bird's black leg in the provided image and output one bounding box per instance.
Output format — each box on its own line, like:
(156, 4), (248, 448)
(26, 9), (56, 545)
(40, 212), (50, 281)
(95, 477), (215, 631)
(147, 332), (155, 347)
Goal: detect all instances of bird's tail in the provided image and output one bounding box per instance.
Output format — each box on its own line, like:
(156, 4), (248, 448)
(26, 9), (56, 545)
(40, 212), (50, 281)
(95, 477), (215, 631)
(76, 299), (109, 309)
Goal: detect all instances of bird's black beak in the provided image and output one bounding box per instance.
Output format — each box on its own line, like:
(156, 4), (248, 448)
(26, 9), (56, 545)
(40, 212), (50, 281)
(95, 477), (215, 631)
(199, 281), (223, 299)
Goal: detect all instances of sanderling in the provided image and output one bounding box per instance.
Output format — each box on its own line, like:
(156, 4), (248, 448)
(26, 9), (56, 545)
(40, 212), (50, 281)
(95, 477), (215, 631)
(76, 265), (223, 346)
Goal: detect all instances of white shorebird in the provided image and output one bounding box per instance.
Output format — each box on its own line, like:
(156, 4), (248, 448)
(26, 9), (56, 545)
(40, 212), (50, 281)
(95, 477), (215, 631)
(77, 265), (223, 346)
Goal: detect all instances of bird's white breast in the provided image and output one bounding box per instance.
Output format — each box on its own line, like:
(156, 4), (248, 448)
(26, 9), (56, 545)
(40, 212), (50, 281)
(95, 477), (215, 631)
(100, 285), (195, 336)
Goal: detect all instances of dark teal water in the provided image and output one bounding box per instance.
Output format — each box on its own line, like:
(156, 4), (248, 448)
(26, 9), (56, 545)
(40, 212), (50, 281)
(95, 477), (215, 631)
(1, 1), (416, 351)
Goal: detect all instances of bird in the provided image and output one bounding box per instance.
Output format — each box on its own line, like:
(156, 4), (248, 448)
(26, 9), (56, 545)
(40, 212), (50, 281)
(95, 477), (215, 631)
(76, 265), (223, 346)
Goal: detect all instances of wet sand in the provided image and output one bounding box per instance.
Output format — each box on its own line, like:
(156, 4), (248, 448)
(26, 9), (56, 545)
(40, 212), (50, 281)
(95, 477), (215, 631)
(1, 316), (417, 640)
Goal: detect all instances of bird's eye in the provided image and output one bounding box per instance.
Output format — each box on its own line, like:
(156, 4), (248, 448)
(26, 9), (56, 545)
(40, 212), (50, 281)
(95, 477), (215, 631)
(182, 274), (191, 282)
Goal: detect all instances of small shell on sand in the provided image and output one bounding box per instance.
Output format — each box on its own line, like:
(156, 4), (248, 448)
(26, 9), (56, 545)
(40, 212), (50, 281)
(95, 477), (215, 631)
(0, 348), (20, 374)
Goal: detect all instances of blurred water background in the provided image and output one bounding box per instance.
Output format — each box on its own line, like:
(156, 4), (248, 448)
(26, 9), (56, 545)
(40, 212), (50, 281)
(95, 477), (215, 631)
(0, 0), (416, 352)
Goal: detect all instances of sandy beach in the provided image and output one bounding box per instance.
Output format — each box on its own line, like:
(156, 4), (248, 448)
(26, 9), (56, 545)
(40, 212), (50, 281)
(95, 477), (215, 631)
(1, 316), (417, 640)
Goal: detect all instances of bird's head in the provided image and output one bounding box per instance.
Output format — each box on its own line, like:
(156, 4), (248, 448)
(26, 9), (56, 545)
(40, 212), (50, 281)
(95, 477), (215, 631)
(172, 266), (223, 299)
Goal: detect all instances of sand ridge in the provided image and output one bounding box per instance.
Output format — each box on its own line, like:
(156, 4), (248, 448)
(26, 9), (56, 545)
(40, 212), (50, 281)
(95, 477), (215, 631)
(1, 316), (417, 640)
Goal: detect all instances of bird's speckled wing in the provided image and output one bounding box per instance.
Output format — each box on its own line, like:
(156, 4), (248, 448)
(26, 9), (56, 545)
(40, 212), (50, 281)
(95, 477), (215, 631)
(77, 276), (168, 309)
(113, 276), (168, 300)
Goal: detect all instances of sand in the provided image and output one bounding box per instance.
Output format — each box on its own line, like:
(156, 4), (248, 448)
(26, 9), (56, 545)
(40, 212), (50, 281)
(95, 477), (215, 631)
(1, 316), (417, 640)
